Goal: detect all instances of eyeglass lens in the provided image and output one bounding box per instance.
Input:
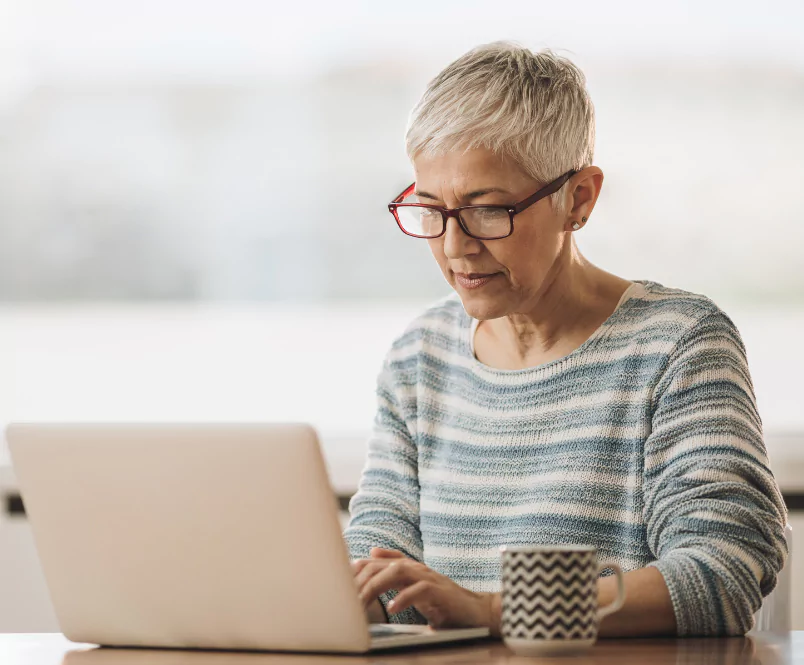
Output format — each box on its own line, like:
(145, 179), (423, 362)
(395, 205), (511, 239)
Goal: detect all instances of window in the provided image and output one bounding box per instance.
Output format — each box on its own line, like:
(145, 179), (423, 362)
(1, 1), (802, 446)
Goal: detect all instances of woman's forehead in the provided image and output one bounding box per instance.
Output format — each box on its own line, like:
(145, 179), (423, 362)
(412, 148), (530, 195)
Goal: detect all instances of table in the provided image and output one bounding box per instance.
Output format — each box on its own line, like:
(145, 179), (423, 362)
(1, 633), (801, 665)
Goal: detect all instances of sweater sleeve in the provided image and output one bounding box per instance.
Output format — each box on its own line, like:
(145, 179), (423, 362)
(342, 355), (427, 625)
(644, 309), (788, 636)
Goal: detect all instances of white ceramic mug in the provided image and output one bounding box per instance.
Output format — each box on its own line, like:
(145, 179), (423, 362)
(499, 545), (626, 656)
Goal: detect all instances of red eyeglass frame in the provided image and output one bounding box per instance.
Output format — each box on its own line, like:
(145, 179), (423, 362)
(388, 169), (578, 240)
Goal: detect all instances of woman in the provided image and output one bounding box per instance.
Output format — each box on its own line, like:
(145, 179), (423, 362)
(343, 42), (787, 638)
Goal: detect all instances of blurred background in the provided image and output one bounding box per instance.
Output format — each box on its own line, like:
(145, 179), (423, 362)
(1, 0), (803, 631)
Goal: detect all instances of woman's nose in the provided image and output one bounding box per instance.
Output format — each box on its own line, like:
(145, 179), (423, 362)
(443, 215), (480, 258)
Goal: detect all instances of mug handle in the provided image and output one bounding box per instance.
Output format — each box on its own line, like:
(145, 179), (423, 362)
(596, 562), (626, 621)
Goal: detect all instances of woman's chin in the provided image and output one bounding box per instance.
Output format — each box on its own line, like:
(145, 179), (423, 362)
(456, 290), (506, 320)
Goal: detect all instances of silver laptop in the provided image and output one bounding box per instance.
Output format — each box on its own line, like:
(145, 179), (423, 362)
(7, 423), (489, 653)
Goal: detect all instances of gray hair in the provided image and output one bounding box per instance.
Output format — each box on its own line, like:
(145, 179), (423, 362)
(405, 42), (595, 212)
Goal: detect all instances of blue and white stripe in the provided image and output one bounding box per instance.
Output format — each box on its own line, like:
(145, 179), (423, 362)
(343, 279), (788, 636)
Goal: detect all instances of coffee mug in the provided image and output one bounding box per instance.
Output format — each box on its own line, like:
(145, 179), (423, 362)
(499, 545), (626, 656)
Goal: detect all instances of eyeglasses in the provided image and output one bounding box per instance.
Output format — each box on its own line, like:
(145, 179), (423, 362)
(388, 169), (577, 240)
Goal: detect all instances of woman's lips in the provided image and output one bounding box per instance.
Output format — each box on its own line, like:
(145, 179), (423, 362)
(454, 272), (498, 290)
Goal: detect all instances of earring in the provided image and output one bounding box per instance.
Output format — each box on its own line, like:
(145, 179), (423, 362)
(572, 222), (581, 230)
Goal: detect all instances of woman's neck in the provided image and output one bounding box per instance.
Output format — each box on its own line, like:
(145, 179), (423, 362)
(474, 266), (633, 370)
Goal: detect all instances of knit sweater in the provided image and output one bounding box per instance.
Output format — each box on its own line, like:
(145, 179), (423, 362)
(343, 279), (788, 636)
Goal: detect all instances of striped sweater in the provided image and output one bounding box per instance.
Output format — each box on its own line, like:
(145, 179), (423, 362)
(343, 279), (788, 636)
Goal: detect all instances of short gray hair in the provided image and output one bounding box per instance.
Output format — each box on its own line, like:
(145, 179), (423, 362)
(406, 42), (595, 211)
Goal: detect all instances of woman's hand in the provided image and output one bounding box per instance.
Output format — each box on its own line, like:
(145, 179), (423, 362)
(351, 547), (495, 631)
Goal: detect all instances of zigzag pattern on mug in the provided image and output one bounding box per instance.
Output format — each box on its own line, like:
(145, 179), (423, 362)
(506, 550), (593, 562)
(504, 557), (594, 586)
(502, 551), (598, 641)
(508, 621), (597, 641)
(506, 612), (597, 633)
(506, 558), (595, 572)
(504, 607), (597, 640)
(501, 583), (596, 606)
(505, 551), (594, 572)
(504, 569), (595, 588)
(503, 590), (597, 615)
(502, 587), (595, 621)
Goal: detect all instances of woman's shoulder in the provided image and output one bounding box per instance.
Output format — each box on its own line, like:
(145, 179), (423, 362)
(626, 280), (743, 351)
(633, 280), (732, 321)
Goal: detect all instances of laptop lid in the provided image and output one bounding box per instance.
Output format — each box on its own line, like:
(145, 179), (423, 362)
(7, 423), (373, 653)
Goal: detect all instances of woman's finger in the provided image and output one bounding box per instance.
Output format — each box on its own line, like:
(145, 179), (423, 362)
(351, 559), (370, 574)
(352, 548), (404, 576)
(359, 560), (421, 604)
(354, 559), (390, 592)
(385, 579), (432, 616)
(370, 547), (406, 558)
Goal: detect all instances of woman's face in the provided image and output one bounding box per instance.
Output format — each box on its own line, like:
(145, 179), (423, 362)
(413, 147), (578, 320)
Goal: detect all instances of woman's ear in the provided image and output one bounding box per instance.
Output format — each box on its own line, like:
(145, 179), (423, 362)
(568, 166), (604, 222)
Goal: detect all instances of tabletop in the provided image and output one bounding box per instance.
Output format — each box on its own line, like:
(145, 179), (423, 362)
(1, 633), (802, 665)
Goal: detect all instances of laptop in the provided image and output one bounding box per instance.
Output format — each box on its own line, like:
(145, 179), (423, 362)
(6, 423), (490, 653)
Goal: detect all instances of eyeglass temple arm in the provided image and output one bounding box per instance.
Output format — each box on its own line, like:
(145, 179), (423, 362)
(392, 172), (575, 209)
(391, 183), (416, 204)
(512, 170), (577, 214)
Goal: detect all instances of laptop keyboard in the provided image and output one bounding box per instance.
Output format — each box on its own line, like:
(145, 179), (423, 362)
(369, 624), (429, 637)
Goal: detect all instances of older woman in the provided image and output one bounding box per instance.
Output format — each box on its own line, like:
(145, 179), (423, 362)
(343, 42), (787, 638)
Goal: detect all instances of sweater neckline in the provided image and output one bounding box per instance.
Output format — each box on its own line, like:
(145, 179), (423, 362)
(463, 279), (650, 377)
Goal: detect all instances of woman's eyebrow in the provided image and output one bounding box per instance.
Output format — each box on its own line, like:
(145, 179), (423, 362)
(414, 187), (512, 201)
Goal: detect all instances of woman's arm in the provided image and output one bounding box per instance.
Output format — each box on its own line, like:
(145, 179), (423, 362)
(366, 598), (388, 623)
(343, 354), (427, 624)
(641, 309), (788, 636)
(596, 567), (675, 636)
